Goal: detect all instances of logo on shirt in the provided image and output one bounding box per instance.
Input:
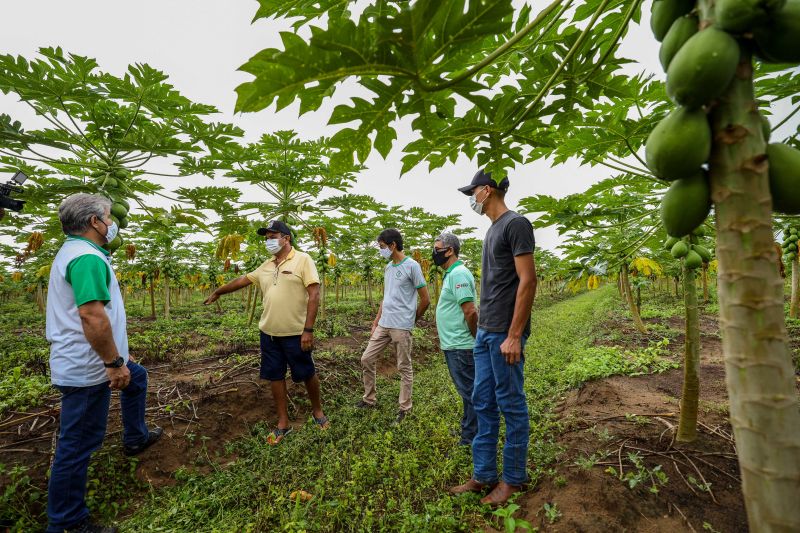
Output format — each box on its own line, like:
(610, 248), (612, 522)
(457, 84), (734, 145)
(455, 283), (467, 289)
(395, 271), (403, 279)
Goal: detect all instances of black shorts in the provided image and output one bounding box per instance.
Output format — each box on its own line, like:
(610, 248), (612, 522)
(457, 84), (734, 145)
(259, 332), (316, 382)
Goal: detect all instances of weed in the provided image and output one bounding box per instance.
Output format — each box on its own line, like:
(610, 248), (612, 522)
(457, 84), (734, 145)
(494, 503), (535, 533)
(542, 502), (562, 524)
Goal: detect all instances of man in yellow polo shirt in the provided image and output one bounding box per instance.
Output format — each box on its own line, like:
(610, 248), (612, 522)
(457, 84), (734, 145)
(205, 220), (327, 444)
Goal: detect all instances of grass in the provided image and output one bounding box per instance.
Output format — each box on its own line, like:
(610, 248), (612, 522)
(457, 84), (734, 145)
(1, 285), (682, 531)
(120, 286), (679, 532)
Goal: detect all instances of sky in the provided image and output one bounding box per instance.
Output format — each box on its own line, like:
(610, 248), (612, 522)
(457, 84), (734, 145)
(1, 1), (797, 252)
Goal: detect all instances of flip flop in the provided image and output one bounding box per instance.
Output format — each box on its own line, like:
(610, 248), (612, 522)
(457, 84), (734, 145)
(267, 427), (292, 446)
(313, 415), (330, 430)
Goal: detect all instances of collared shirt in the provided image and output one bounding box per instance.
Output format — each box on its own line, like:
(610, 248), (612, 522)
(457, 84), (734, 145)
(378, 256), (426, 331)
(246, 248), (320, 336)
(436, 260), (476, 350)
(46, 236), (129, 387)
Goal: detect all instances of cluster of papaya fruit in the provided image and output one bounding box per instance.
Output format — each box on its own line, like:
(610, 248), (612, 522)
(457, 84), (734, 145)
(665, 226), (713, 270)
(90, 164), (131, 254)
(781, 224), (800, 262)
(647, 0), (800, 238)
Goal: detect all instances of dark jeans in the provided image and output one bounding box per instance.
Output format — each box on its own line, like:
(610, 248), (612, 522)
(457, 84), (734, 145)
(47, 361), (150, 532)
(471, 329), (529, 486)
(443, 349), (477, 445)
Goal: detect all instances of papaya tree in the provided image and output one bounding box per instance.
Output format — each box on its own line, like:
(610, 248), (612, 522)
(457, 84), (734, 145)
(0, 47), (241, 255)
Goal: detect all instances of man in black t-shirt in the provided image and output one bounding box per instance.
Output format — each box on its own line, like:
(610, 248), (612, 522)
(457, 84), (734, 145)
(449, 169), (537, 506)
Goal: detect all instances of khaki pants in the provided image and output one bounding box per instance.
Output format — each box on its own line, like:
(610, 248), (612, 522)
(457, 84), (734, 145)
(361, 325), (413, 411)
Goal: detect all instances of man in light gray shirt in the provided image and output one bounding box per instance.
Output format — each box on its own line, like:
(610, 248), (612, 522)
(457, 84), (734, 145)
(357, 228), (430, 424)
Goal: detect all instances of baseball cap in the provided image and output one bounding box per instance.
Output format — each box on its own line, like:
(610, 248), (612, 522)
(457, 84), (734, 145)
(256, 220), (293, 239)
(458, 169), (510, 195)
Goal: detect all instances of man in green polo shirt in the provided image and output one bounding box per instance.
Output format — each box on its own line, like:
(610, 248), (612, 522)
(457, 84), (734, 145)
(432, 232), (478, 445)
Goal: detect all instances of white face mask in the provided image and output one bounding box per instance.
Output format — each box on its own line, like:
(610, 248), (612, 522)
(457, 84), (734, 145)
(379, 247), (393, 260)
(104, 221), (119, 243)
(470, 187), (488, 215)
(266, 238), (283, 254)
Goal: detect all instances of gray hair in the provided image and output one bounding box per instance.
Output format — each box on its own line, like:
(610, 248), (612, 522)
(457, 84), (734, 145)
(59, 193), (111, 235)
(435, 232), (461, 256)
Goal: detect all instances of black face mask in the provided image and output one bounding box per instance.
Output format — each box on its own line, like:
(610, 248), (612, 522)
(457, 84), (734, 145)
(432, 248), (449, 266)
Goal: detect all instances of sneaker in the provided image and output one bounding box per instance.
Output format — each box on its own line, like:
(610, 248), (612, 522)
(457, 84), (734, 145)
(354, 400), (376, 409)
(66, 520), (119, 533)
(394, 409), (411, 424)
(123, 427), (163, 457)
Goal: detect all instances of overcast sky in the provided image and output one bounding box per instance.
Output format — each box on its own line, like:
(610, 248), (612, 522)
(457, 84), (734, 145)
(1, 1), (797, 252)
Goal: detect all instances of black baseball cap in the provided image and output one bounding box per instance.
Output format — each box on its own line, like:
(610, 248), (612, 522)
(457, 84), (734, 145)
(257, 220), (293, 239)
(458, 169), (510, 195)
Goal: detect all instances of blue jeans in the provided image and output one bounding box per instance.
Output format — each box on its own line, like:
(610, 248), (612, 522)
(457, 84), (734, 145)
(443, 349), (477, 445)
(47, 361), (150, 532)
(471, 329), (529, 486)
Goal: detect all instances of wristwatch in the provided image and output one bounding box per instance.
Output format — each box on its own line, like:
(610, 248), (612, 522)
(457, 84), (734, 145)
(303, 327), (314, 333)
(104, 356), (125, 368)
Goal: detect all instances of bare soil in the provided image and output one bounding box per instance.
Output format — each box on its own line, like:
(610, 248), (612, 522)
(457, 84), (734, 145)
(513, 311), (748, 533)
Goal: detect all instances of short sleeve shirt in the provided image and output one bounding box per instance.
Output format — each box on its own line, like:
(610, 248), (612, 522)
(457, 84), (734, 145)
(378, 257), (426, 331)
(436, 261), (476, 350)
(479, 211), (535, 336)
(65, 237), (112, 305)
(246, 248), (320, 336)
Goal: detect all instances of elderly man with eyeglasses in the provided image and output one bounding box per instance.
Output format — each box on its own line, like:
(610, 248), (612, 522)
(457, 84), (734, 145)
(205, 220), (328, 445)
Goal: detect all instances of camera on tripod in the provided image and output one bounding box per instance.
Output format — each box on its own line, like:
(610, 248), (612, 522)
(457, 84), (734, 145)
(0, 170), (27, 214)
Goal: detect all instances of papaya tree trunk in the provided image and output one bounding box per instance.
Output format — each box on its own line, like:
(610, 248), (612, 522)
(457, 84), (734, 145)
(702, 263), (709, 304)
(620, 264), (647, 334)
(367, 274), (374, 307)
(677, 263), (700, 443)
(163, 273), (170, 320)
(790, 256), (799, 318)
(707, 47), (800, 529)
(248, 285), (259, 327)
(149, 277), (156, 319)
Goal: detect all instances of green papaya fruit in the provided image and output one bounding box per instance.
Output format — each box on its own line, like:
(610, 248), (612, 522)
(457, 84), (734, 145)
(693, 244), (712, 262)
(790, 233), (799, 242)
(110, 214), (120, 226)
(100, 177), (119, 189)
(787, 252), (797, 261)
(666, 28), (740, 109)
(792, 228), (799, 235)
(112, 169), (128, 180)
(117, 198), (130, 211)
(767, 143), (800, 214)
(662, 172), (712, 237)
(659, 15), (698, 71)
(761, 114), (772, 142)
(646, 107), (712, 180)
(90, 169), (105, 178)
(685, 250), (703, 269)
(103, 235), (123, 253)
(111, 203), (129, 220)
(692, 225), (706, 237)
(671, 240), (690, 258)
(716, 0), (786, 32)
(651, 0), (696, 41)
(754, 0), (800, 63)
(789, 242), (798, 252)
(665, 236), (680, 250)
(119, 217), (129, 230)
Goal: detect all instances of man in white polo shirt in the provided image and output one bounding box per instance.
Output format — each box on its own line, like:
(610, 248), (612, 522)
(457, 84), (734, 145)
(46, 193), (161, 533)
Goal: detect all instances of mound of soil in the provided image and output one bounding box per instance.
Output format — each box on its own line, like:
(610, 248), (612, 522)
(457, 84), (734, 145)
(514, 314), (746, 532)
